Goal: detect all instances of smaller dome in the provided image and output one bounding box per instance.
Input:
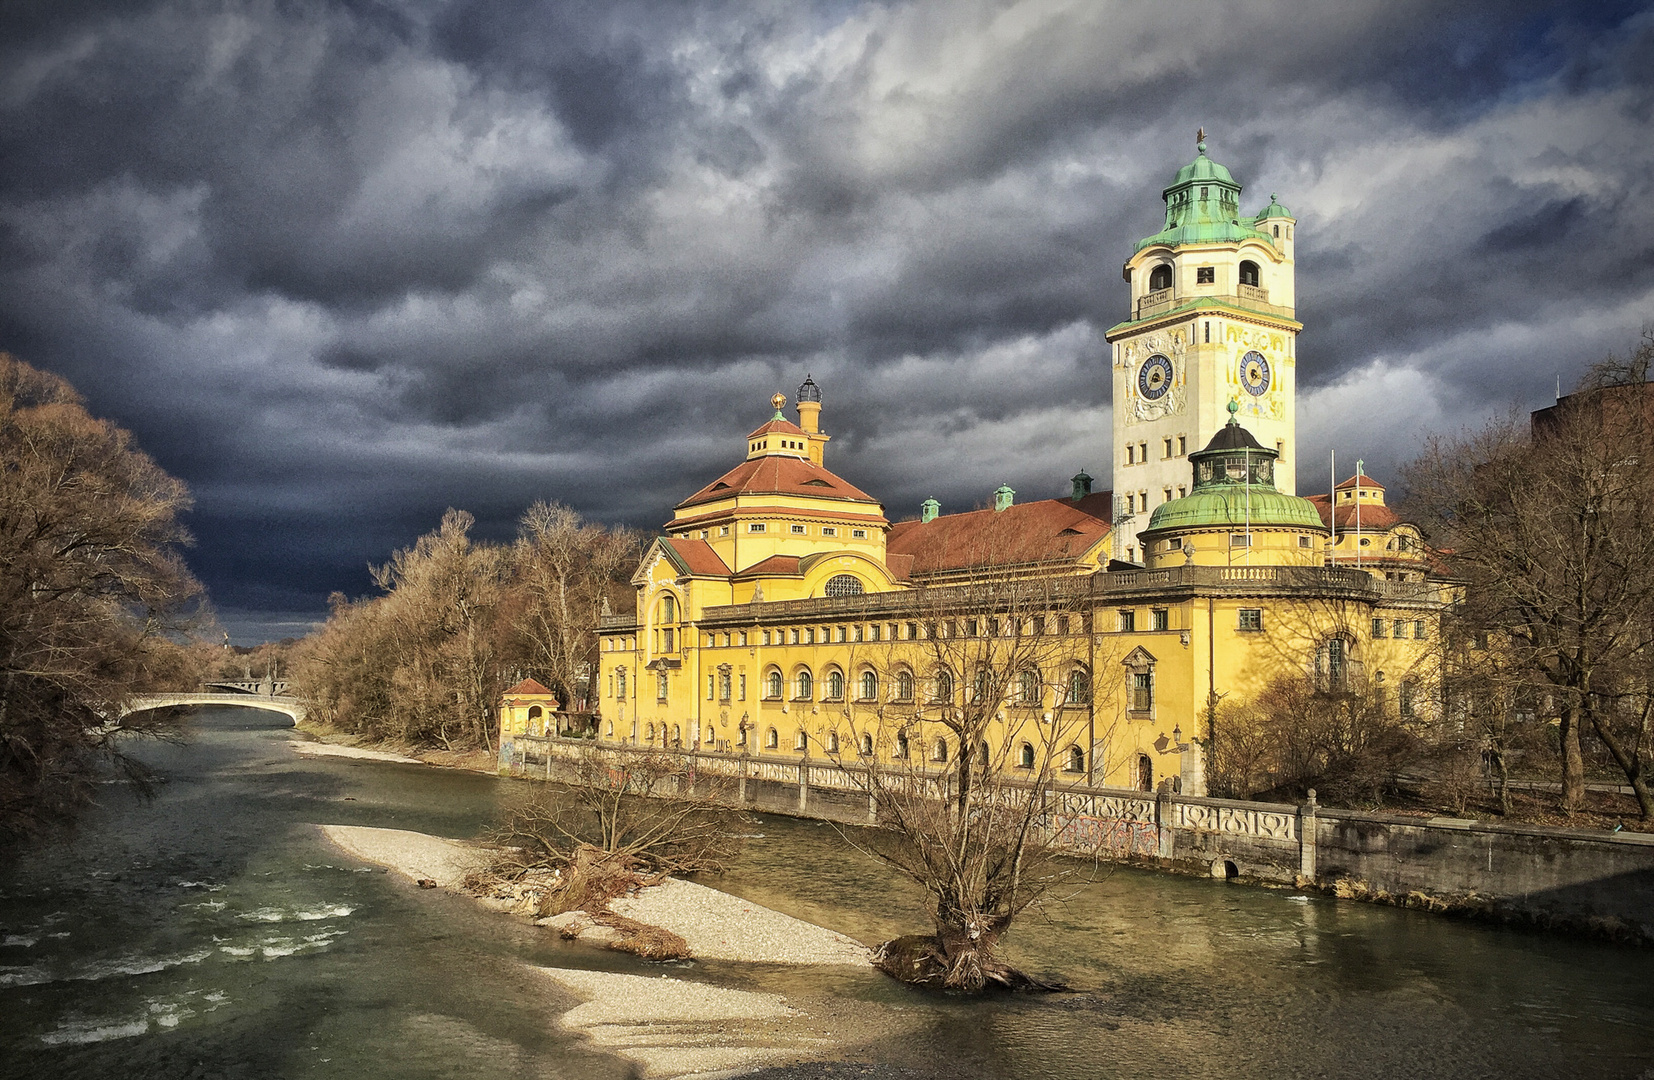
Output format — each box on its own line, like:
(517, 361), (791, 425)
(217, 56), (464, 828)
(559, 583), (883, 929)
(1255, 192), (1293, 221)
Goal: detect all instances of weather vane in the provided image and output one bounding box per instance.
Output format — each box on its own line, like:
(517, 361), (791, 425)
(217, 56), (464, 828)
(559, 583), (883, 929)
(1197, 127), (1205, 146)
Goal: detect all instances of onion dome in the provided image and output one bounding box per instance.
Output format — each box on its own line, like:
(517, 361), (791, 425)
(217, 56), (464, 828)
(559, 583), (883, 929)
(1134, 135), (1277, 254)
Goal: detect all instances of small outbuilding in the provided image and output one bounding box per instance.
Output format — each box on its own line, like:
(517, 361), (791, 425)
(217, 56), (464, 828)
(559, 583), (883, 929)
(499, 678), (559, 739)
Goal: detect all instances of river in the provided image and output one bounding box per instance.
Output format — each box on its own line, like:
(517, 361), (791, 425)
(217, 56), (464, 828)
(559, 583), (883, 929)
(1, 706), (1649, 1079)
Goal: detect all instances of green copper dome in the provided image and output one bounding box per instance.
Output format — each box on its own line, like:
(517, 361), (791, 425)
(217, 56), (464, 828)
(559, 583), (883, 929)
(1143, 405), (1326, 536)
(1254, 192), (1293, 221)
(1134, 139), (1279, 254)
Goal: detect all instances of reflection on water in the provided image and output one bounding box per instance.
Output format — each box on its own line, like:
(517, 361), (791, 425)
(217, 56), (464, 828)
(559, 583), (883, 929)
(1, 707), (1650, 1079)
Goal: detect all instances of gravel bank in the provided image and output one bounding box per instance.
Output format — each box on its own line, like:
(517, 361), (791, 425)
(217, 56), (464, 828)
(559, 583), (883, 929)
(611, 878), (870, 966)
(289, 741), (423, 765)
(317, 825), (489, 887)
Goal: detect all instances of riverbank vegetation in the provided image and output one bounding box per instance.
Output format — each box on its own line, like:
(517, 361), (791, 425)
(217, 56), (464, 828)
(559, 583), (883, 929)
(289, 504), (638, 754)
(468, 750), (741, 959)
(0, 353), (204, 852)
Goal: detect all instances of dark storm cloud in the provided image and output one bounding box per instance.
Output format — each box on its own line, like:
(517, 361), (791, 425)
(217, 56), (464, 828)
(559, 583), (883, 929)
(1, 0), (1650, 640)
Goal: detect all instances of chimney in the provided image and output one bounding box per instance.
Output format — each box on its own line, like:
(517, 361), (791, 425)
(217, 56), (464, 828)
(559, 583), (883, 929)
(1071, 470), (1093, 501)
(920, 498), (940, 523)
(994, 485), (1015, 512)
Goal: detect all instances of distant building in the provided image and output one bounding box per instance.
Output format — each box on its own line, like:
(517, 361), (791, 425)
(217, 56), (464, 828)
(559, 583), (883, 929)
(594, 141), (1448, 794)
(499, 677), (559, 739)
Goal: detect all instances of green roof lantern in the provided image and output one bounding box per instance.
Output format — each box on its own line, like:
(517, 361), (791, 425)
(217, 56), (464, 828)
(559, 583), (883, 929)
(1141, 408), (1325, 536)
(1133, 132), (1279, 254)
(1254, 191), (1293, 221)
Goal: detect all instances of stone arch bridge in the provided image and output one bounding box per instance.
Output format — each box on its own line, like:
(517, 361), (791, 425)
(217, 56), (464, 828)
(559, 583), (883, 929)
(121, 693), (306, 725)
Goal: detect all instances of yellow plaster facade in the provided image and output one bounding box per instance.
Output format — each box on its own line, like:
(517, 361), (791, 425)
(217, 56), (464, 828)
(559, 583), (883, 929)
(585, 143), (1450, 796)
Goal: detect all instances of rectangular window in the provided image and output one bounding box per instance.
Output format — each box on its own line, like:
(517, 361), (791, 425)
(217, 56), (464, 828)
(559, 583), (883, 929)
(789, 629), (799, 644)
(1132, 672), (1154, 711)
(1177, 435), (1187, 455)
(720, 526), (730, 536)
(1139, 443), (1147, 463)
(761, 630), (771, 645)
(1126, 546), (1135, 563)
(748, 523), (766, 533)
(738, 631), (747, 646)
(822, 526), (837, 537)
(804, 628), (814, 644)
(835, 626), (847, 643)
(1196, 266), (1215, 284)
(1238, 608), (1263, 631)
(1414, 620), (1428, 640)
(1163, 438), (1173, 458)
(1057, 615), (1070, 635)
(1230, 533), (1251, 547)
(790, 524), (807, 534)
(1372, 618), (1386, 638)
(662, 628), (674, 651)
(851, 528), (867, 539)
(1126, 444), (1136, 465)
(1118, 610), (1136, 633)
(1152, 609), (1169, 631)
(1177, 485), (1186, 498)
(718, 671), (731, 701)
(707, 675), (715, 699)
(1299, 535), (1312, 548)
(1204, 320), (1210, 343)
(1126, 494), (1135, 514)
(739, 673), (747, 700)
(1394, 619), (1406, 638)
(906, 622), (918, 640)
(1163, 487), (1173, 503)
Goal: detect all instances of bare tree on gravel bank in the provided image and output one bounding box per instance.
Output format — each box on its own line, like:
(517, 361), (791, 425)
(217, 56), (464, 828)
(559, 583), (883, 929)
(826, 514), (1108, 992)
(0, 353), (203, 852)
(471, 750), (743, 959)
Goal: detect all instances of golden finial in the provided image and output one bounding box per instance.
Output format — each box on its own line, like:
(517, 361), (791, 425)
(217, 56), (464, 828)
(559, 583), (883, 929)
(770, 392), (787, 411)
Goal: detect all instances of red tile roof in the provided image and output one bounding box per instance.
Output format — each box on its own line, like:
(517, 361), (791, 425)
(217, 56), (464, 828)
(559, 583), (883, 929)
(664, 538), (732, 576)
(1334, 472), (1385, 491)
(886, 492), (1114, 577)
(676, 455), (884, 511)
(733, 554), (802, 579)
(1306, 494), (1403, 531)
(669, 504), (888, 531)
(746, 417), (807, 438)
(505, 677), (555, 697)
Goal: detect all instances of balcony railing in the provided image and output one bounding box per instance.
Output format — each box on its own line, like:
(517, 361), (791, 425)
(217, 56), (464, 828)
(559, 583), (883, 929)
(1132, 289), (1295, 322)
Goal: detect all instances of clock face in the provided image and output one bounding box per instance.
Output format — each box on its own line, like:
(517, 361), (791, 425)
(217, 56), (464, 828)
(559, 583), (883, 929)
(1138, 354), (1173, 400)
(1240, 350), (1271, 396)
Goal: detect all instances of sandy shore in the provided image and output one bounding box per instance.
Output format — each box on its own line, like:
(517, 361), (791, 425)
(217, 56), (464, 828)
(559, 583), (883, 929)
(289, 741), (424, 765)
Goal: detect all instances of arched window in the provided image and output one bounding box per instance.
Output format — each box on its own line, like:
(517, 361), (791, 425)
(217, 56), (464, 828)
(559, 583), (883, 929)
(1317, 638), (1349, 692)
(658, 594), (677, 622)
(1067, 668), (1091, 705)
(1239, 260), (1260, 287)
(1018, 742), (1035, 768)
(527, 705), (542, 722)
(896, 670), (915, 701)
(826, 731), (839, 754)
(825, 670), (844, 701)
(766, 727), (779, 749)
(860, 670), (878, 701)
(605, 720), (614, 736)
(645, 723), (656, 742)
(976, 740), (990, 767)
(934, 669), (954, 703)
(1019, 669), (1040, 705)
(824, 574), (864, 598)
(1400, 679), (1418, 719)
(932, 739), (949, 762)
(765, 669), (783, 699)
(1068, 746), (1086, 773)
(795, 730), (808, 751)
(895, 732), (910, 759)
(795, 668), (813, 700)
(859, 732), (874, 756)
(973, 669), (994, 703)
(671, 724), (681, 747)
(1149, 263), (1173, 291)
(1136, 753), (1153, 791)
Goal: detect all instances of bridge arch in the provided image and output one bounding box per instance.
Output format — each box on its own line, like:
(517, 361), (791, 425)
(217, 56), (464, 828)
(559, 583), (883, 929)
(120, 694), (306, 725)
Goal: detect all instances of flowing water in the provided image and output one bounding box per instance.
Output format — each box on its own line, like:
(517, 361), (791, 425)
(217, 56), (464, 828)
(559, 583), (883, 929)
(1, 706), (1650, 1080)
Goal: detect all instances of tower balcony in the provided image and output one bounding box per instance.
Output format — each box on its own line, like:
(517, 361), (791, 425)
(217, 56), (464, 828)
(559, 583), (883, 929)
(1130, 288), (1295, 323)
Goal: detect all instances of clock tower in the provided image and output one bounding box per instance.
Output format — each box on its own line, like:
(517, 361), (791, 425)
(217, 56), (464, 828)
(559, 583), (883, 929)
(1105, 136), (1300, 563)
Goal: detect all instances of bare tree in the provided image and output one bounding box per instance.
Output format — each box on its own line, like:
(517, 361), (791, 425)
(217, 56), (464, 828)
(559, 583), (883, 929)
(513, 502), (640, 717)
(0, 353), (202, 851)
(821, 514), (1108, 991)
(1403, 331), (1654, 817)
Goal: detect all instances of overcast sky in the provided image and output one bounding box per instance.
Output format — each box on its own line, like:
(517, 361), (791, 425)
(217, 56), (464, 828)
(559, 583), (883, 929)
(3, 0), (1651, 642)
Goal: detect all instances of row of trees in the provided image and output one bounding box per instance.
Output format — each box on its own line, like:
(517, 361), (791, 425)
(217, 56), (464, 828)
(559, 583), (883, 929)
(0, 354), (204, 851)
(290, 504), (638, 753)
(1402, 332), (1654, 819)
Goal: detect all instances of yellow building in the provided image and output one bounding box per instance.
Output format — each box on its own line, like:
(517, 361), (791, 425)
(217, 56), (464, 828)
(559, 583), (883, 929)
(499, 677), (560, 738)
(593, 142), (1448, 794)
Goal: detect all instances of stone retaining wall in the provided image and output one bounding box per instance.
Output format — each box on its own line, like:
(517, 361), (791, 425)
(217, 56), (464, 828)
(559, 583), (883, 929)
(502, 736), (1654, 941)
